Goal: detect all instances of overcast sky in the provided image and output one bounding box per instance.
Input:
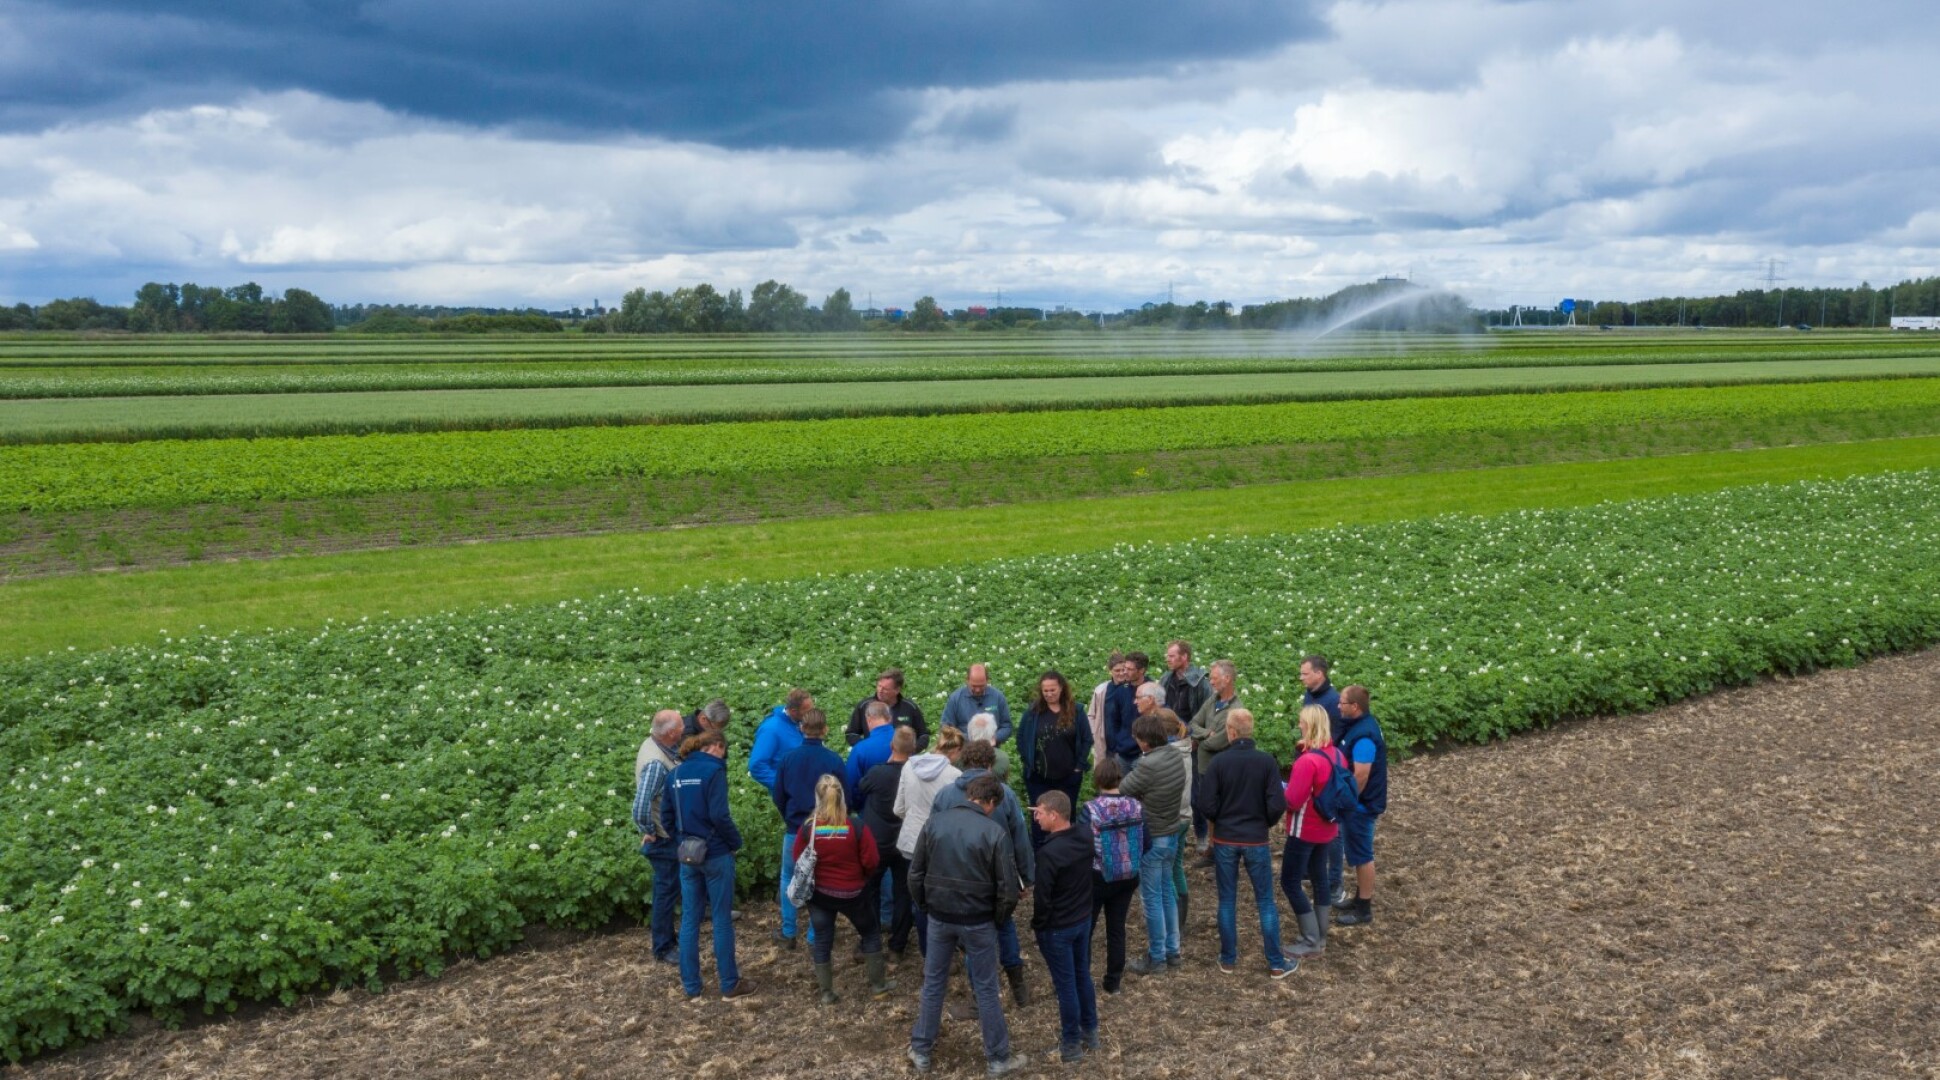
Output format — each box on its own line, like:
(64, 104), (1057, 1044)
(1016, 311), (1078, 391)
(3, 0), (1938, 310)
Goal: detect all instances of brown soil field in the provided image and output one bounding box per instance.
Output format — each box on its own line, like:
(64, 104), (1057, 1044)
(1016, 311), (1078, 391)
(15, 650), (1940, 1080)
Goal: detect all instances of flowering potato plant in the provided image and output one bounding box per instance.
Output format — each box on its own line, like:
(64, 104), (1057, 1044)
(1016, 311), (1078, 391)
(2, 471), (1938, 1058)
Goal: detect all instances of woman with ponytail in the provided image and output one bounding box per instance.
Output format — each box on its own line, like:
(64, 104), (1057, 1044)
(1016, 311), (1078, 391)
(790, 774), (892, 1003)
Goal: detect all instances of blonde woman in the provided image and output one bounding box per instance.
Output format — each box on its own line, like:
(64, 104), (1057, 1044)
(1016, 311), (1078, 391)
(1281, 705), (1346, 959)
(791, 773), (891, 1003)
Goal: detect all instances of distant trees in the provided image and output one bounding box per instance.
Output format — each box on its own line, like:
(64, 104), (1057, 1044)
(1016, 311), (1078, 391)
(124, 282), (336, 333)
(1478, 277), (1940, 329)
(904, 295), (948, 332)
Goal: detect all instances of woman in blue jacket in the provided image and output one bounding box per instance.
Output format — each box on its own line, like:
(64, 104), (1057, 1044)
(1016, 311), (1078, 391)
(1017, 670), (1092, 848)
(662, 731), (758, 1001)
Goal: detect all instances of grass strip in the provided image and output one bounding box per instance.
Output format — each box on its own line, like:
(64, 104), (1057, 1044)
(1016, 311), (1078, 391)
(4, 435), (1937, 657)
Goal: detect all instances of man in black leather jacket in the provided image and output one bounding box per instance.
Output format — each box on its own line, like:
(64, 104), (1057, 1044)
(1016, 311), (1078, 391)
(907, 776), (1027, 1076)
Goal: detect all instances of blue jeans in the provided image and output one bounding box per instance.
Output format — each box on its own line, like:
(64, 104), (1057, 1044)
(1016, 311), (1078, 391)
(1212, 844), (1287, 970)
(1138, 833), (1181, 963)
(678, 853), (739, 996)
(1036, 922), (1097, 1047)
(1280, 837), (1328, 917)
(911, 919), (1011, 1062)
(644, 848), (679, 959)
(777, 831), (817, 944)
(997, 916), (1023, 970)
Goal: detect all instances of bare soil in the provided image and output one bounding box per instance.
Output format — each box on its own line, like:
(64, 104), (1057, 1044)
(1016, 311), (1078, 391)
(6, 409), (1933, 579)
(15, 651), (1940, 1080)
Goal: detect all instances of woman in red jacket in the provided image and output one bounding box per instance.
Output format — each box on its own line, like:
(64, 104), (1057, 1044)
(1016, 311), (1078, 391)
(1281, 705), (1344, 959)
(792, 773), (892, 1003)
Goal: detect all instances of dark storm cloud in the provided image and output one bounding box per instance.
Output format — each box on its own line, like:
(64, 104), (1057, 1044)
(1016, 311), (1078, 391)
(0, 0), (1325, 147)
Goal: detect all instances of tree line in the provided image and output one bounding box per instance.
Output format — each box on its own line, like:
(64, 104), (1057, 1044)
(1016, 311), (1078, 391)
(0, 283), (333, 333)
(1479, 276), (1940, 329)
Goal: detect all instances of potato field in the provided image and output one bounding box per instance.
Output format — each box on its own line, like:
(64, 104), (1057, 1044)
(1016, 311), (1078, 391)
(2, 328), (1937, 1074)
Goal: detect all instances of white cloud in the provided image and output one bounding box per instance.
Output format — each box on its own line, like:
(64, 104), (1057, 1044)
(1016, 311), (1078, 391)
(3, 0), (1939, 309)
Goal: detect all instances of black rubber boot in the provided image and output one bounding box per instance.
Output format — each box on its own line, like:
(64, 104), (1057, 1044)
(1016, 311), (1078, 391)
(1004, 964), (1031, 1007)
(1334, 898), (1374, 927)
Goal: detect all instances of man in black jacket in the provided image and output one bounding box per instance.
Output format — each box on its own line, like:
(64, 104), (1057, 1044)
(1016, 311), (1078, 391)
(908, 776), (1027, 1077)
(1193, 708), (1295, 979)
(1030, 791), (1099, 1063)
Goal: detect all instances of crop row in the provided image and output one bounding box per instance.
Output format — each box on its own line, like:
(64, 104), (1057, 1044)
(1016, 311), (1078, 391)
(7, 344), (1940, 397)
(4, 470), (1940, 1059)
(7, 378), (1940, 511)
(4, 330), (1920, 367)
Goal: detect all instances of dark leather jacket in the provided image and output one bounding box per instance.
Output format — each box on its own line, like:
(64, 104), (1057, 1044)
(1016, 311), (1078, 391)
(908, 803), (1019, 926)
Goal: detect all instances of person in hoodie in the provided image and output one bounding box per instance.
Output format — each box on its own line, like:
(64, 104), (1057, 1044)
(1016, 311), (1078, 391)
(659, 731), (756, 1001)
(895, 726), (964, 955)
(771, 707), (843, 948)
(930, 740), (1036, 1007)
(791, 774), (893, 1005)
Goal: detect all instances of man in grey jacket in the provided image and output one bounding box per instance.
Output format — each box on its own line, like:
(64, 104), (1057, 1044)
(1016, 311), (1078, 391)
(1120, 712), (1188, 975)
(1188, 659), (1243, 855)
(908, 775), (1027, 1077)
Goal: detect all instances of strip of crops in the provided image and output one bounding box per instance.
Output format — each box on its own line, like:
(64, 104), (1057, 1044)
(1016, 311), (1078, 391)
(3, 329), (1915, 367)
(3, 471), (1939, 1060)
(8, 344), (1940, 396)
(0, 345), (1931, 393)
(8, 379), (1940, 512)
(12, 356), (1940, 445)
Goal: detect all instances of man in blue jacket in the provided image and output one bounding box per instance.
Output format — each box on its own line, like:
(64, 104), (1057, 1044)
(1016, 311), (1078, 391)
(772, 707), (844, 947)
(660, 731), (757, 1001)
(1333, 685), (1390, 929)
(847, 701), (898, 809)
(749, 688), (813, 942)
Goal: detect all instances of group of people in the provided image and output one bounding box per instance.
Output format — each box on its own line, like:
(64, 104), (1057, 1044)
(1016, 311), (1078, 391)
(632, 643), (1391, 1075)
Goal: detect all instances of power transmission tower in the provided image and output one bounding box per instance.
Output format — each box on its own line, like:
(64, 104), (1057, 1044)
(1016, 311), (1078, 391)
(1765, 259), (1787, 326)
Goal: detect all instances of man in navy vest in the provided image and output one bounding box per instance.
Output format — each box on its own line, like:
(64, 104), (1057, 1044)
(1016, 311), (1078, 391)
(1332, 685), (1389, 928)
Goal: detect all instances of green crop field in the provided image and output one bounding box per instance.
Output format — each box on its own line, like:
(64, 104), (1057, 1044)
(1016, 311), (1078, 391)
(8, 354), (1940, 443)
(6, 435), (1938, 658)
(6, 328), (1940, 1062)
(4, 470), (1939, 1059)
(6, 335), (1940, 398)
(6, 379), (1938, 511)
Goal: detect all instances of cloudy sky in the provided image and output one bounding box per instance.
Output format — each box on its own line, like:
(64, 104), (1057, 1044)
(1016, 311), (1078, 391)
(3, 0), (1938, 310)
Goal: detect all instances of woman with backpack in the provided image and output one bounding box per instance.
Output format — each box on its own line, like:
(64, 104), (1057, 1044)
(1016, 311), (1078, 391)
(791, 774), (893, 1003)
(1082, 756), (1144, 994)
(1017, 670), (1092, 848)
(1281, 705), (1346, 959)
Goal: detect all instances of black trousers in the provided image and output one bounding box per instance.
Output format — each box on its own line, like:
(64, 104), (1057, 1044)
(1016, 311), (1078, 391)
(1091, 874), (1138, 985)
